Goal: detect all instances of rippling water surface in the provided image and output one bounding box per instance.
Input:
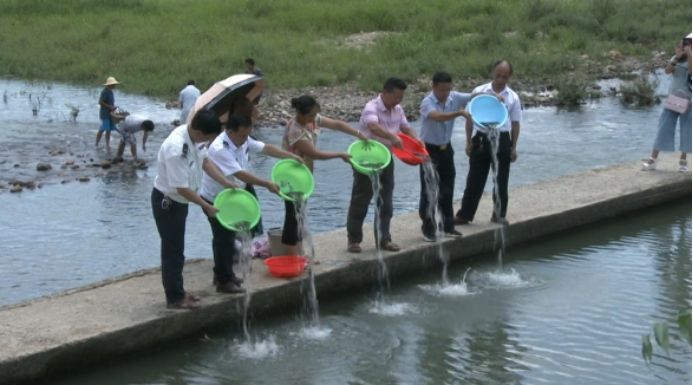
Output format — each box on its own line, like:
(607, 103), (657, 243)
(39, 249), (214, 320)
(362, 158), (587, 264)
(49, 201), (691, 385)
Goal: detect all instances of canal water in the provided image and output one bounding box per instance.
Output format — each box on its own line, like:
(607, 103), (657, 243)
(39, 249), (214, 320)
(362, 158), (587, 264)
(48, 200), (692, 385)
(0, 78), (668, 307)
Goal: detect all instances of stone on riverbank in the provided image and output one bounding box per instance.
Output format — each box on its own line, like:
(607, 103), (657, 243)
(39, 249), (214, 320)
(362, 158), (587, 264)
(36, 163), (52, 172)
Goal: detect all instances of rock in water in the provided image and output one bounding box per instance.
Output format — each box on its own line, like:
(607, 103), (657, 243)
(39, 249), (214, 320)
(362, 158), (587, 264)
(100, 160), (112, 169)
(10, 185), (22, 193)
(78, 177), (90, 182)
(36, 162), (52, 171)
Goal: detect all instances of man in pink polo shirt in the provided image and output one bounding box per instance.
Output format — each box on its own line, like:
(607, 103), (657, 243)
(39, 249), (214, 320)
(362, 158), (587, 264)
(346, 77), (422, 253)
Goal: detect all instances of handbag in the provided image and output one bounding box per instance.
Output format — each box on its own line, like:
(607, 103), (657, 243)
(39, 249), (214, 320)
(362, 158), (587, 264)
(662, 93), (690, 114)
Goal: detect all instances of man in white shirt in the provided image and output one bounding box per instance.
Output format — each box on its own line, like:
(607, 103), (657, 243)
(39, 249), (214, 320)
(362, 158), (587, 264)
(200, 114), (301, 294)
(456, 60), (522, 226)
(151, 110), (239, 310)
(178, 80), (200, 124)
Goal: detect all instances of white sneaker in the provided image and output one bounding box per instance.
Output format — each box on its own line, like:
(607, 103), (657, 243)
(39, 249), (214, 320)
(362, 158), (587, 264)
(679, 160), (688, 172)
(642, 158), (656, 171)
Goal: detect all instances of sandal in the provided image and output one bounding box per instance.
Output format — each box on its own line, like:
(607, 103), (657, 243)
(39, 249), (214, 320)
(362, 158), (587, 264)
(167, 297), (201, 310)
(642, 157), (656, 171)
(379, 241), (400, 252)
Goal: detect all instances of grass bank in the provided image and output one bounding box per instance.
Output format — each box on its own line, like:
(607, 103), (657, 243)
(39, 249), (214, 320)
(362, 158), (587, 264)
(0, 0), (689, 99)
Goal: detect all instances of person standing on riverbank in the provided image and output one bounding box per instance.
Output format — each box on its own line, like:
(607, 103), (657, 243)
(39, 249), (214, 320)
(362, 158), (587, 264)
(346, 77), (421, 253)
(642, 34), (692, 172)
(419, 72), (471, 241)
(282, 95), (367, 257)
(178, 80), (200, 124)
(151, 110), (240, 310)
(112, 114), (154, 162)
(200, 114), (300, 293)
(96, 77), (119, 153)
(245, 58), (266, 121)
(455, 60), (522, 226)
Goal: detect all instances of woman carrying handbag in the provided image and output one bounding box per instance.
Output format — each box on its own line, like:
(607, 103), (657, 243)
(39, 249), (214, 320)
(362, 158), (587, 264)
(643, 33), (692, 172)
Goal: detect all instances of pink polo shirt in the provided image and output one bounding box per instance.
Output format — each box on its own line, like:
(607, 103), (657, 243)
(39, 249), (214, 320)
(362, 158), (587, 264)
(359, 95), (411, 147)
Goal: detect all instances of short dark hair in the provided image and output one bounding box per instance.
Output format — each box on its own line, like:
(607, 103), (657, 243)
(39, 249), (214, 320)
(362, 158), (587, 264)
(226, 114), (252, 132)
(290, 95), (320, 115)
(383, 77), (407, 92)
(432, 72), (453, 85)
(492, 60), (513, 75)
(245, 58), (255, 66)
(142, 120), (155, 132)
(190, 110), (221, 135)
(187, 80), (195, 86)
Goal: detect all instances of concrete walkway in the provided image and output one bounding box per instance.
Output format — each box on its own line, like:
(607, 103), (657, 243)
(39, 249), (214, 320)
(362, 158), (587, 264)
(1, 156), (690, 384)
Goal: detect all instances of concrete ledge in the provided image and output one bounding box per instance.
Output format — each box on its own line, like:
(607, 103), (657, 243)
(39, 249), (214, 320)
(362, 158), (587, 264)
(1, 156), (690, 384)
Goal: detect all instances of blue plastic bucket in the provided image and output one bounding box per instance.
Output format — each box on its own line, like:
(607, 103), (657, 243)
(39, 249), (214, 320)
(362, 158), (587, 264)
(468, 94), (508, 130)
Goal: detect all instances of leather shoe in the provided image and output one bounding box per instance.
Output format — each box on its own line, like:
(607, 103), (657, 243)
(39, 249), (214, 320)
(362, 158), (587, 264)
(216, 282), (245, 294)
(454, 216), (470, 225)
(379, 241), (400, 252)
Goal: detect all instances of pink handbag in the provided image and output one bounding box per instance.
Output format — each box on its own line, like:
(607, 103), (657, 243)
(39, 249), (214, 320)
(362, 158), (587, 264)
(662, 93), (690, 114)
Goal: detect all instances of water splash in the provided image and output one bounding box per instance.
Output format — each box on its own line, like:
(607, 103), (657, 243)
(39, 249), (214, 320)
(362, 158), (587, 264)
(297, 325), (333, 340)
(235, 336), (280, 359)
(420, 268), (474, 296)
(470, 267), (538, 290)
(368, 301), (417, 316)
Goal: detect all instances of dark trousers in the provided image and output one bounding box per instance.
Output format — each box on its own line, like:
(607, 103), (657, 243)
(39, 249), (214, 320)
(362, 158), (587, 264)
(346, 160), (395, 244)
(419, 143), (456, 234)
(282, 199), (302, 245)
(457, 132), (512, 221)
(151, 188), (188, 305)
(245, 184), (263, 237)
(202, 198), (238, 284)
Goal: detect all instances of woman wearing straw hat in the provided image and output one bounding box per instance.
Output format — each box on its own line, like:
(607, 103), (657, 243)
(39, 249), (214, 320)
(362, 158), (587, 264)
(96, 76), (120, 153)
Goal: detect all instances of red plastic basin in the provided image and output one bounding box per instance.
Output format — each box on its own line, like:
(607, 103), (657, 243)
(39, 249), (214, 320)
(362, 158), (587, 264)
(391, 133), (429, 165)
(264, 255), (308, 278)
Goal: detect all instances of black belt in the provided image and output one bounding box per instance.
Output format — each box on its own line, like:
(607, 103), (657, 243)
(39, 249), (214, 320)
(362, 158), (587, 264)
(425, 142), (451, 151)
(476, 131), (510, 137)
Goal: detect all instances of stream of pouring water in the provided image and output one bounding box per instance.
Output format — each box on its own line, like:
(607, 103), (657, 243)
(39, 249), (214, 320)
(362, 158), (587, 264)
(234, 225), (254, 342)
(421, 161), (450, 285)
(484, 123), (508, 270)
(292, 195), (322, 329)
(369, 171), (391, 303)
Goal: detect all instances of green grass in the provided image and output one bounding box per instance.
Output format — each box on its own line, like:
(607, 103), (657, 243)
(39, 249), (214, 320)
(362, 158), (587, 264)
(0, 0), (689, 98)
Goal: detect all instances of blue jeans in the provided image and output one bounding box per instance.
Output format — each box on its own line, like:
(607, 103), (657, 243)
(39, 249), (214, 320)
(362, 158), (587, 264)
(653, 107), (692, 153)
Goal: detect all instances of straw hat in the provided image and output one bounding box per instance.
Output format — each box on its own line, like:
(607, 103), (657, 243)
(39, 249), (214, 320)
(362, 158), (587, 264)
(104, 77), (120, 86)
